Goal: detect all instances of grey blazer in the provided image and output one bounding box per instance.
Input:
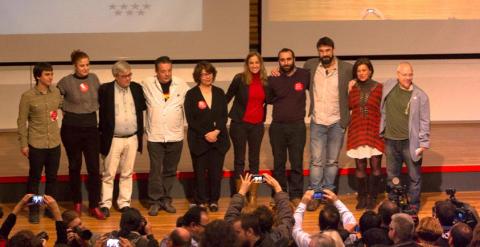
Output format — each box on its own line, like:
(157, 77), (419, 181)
(303, 58), (353, 128)
(380, 79), (431, 162)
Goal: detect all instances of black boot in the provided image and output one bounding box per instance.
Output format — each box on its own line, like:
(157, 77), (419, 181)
(366, 175), (382, 210)
(356, 177), (368, 210)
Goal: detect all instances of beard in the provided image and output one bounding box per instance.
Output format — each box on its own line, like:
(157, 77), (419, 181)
(279, 63), (295, 73)
(320, 55), (333, 66)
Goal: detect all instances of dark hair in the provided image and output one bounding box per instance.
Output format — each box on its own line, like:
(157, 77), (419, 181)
(362, 228), (390, 247)
(470, 223), (480, 247)
(8, 230), (42, 247)
(169, 228), (191, 247)
(240, 213), (261, 236)
(199, 220), (237, 247)
(61, 210), (79, 226)
(352, 57), (374, 80)
(70, 49), (89, 64)
(434, 200), (456, 226)
(277, 48), (295, 59)
(32, 62), (53, 84)
(252, 205), (274, 233)
(154, 56), (172, 70)
(378, 200), (400, 226)
(119, 208), (144, 237)
(316, 36), (335, 49)
(192, 61), (217, 84)
(450, 223), (473, 247)
(359, 210), (381, 234)
(181, 206), (207, 227)
(319, 204), (340, 231)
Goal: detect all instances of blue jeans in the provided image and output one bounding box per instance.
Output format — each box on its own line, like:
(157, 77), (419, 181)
(385, 139), (422, 209)
(309, 122), (345, 191)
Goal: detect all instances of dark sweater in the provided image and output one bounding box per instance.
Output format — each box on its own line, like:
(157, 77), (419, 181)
(267, 68), (310, 123)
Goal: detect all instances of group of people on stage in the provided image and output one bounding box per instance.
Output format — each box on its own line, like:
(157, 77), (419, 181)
(17, 36), (430, 224)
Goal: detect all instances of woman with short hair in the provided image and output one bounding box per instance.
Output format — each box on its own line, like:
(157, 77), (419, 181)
(184, 61), (230, 212)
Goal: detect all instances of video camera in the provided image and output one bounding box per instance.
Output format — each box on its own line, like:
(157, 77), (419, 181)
(386, 177), (419, 223)
(445, 188), (478, 229)
(73, 226), (93, 240)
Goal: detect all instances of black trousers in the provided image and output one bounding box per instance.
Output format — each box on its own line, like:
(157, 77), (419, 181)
(229, 121), (264, 179)
(27, 145), (61, 197)
(191, 148), (225, 204)
(61, 125), (101, 208)
(269, 122), (306, 199)
(147, 141), (183, 205)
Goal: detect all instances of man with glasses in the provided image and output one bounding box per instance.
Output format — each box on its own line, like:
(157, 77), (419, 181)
(98, 60), (146, 217)
(381, 62), (430, 213)
(388, 213), (418, 247)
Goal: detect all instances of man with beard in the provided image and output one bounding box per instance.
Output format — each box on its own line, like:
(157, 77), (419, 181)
(303, 37), (353, 211)
(267, 48), (310, 205)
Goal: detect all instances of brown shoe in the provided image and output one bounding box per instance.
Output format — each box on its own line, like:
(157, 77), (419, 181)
(307, 200), (320, 211)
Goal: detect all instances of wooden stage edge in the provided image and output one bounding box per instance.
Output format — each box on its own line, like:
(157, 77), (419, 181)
(1, 192), (479, 246)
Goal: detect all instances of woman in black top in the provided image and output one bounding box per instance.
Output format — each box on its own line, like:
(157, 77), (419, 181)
(184, 61), (230, 212)
(57, 50), (104, 220)
(225, 52), (268, 204)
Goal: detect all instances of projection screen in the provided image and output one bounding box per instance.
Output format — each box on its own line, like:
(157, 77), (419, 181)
(261, 0), (480, 57)
(0, 0), (249, 62)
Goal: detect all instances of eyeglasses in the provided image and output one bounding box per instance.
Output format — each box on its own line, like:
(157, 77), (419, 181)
(119, 73), (133, 79)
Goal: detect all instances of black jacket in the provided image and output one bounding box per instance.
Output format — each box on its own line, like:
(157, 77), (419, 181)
(184, 85), (230, 156)
(225, 73), (268, 123)
(98, 81), (146, 156)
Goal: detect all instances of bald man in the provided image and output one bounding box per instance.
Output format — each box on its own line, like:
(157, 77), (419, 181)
(167, 228), (192, 247)
(380, 62), (430, 212)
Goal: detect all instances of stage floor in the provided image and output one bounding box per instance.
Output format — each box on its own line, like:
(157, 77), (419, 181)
(1, 191), (478, 246)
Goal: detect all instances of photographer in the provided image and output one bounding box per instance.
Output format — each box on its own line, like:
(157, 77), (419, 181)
(62, 210), (98, 246)
(224, 173), (293, 246)
(293, 189), (357, 247)
(433, 200), (456, 247)
(2, 194), (67, 246)
(1, 194), (33, 246)
(176, 206), (209, 247)
(109, 207), (159, 247)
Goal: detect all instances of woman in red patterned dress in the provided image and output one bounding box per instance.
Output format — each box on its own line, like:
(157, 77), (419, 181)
(347, 58), (384, 210)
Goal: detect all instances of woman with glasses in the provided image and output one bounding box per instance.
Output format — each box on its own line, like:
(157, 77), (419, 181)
(184, 61), (230, 212)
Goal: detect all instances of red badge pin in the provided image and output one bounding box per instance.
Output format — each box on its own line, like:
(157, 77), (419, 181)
(50, 111), (58, 122)
(198, 100), (207, 110)
(79, 82), (89, 93)
(294, 82), (304, 91)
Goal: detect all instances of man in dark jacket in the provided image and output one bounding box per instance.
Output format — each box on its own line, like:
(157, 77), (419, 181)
(98, 60), (146, 217)
(224, 173), (293, 247)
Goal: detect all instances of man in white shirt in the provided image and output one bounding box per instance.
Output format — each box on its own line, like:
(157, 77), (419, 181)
(303, 37), (353, 211)
(293, 189), (357, 247)
(142, 56), (190, 215)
